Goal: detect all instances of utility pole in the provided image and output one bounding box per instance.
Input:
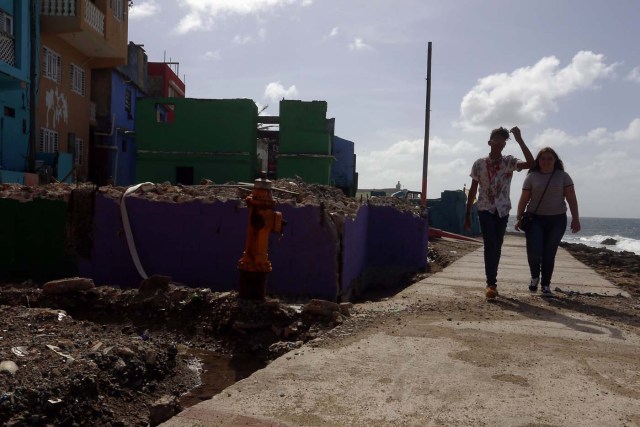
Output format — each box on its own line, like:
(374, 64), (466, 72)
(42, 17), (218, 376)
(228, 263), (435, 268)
(420, 42), (432, 210)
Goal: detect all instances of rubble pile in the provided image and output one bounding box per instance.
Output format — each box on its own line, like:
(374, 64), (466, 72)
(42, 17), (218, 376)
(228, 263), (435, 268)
(0, 179), (423, 218)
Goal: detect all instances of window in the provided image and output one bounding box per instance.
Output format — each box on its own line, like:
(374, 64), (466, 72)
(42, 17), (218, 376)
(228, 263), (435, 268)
(75, 138), (84, 165)
(40, 128), (59, 153)
(70, 64), (85, 96)
(0, 10), (13, 36)
(156, 103), (175, 124)
(125, 89), (132, 115)
(111, 0), (124, 21)
(43, 47), (61, 83)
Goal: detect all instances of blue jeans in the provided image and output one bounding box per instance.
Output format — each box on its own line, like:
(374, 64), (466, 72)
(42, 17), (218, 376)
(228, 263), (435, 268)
(478, 210), (509, 287)
(525, 214), (567, 287)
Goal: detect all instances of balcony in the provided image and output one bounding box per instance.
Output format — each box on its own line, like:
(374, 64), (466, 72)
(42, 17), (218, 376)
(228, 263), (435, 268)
(0, 32), (15, 67)
(41, 0), (128, 68)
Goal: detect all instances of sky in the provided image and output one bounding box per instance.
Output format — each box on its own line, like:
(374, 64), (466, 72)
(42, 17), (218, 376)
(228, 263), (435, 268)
(128, 0), (640, 218)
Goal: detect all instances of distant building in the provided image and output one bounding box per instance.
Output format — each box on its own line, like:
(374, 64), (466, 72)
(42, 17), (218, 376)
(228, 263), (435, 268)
(90, 42), (148, 186)
(39, 0), (129, 182)
(331, 136), (357, 196)
(0, 0), (33, 183)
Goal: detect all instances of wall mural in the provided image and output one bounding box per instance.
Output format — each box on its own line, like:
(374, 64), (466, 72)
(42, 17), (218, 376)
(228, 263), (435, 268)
(45, 88), (68, 129)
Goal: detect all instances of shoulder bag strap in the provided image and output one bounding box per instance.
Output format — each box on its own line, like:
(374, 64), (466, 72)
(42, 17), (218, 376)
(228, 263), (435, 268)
(530, 170), (555, 215)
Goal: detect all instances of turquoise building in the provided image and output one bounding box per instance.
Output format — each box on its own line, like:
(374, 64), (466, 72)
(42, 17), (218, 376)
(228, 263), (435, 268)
(0, 0), (35, 183)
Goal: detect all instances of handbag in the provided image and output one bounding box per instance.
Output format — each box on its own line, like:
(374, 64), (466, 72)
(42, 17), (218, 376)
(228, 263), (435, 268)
(520, 170), (555, 232)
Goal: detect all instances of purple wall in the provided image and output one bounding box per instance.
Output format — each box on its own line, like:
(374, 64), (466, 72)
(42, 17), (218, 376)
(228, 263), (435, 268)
(79, 194), (247, 288)
(78, 195), (427, 301)
(79, 194), (340, 299)
(341, 206), (369, 297)
(366, 206), (428, 269)
(269, 204), (338, 300)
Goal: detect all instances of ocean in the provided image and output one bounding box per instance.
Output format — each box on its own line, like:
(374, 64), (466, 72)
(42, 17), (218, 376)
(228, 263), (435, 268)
(506, 217), (640, 256)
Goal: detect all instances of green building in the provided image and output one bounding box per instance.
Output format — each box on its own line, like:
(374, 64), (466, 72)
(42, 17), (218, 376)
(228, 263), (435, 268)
(135, 98), (258, 185)
(277, 100), (333, 185)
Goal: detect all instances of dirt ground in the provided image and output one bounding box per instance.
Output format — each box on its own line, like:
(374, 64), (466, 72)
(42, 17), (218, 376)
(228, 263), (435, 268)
(1, 237), (638, 426)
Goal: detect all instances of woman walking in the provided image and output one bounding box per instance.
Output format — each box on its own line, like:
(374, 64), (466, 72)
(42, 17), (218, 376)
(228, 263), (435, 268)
(515, 147), (581, 295)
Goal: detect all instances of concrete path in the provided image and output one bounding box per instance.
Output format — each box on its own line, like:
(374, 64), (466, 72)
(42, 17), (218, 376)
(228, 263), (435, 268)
(161, 235), (639, 426)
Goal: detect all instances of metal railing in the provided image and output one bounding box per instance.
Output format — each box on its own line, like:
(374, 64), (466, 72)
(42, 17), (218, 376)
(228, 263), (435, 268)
(84, 0), (104, 34)
(41, 0), (104, 35)
(0, 33), (15, 66)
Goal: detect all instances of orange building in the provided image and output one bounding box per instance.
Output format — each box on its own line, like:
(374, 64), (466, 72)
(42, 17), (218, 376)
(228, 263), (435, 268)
(38, 0), (128, 181)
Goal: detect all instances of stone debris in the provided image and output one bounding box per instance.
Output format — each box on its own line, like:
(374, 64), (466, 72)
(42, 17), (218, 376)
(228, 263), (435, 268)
(0, 361), (18, 375)
(149, 395), (181, 426)
(42, 277), (95, 294)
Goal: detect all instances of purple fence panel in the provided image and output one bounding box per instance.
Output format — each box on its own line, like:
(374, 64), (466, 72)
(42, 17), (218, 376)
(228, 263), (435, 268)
(79, 194), (139, 286)
(268, 203), (339, 300)
(122, 197), (246, 289)
(366, 205), (428, 270)
(341, 205), (369, 298)
(79, 194), (247, 289)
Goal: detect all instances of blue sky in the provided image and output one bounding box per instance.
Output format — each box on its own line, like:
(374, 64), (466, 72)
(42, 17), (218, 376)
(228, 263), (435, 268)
(129, 0), (640, 218)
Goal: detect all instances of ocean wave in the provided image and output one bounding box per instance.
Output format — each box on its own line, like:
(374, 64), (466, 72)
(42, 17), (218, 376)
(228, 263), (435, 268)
(562, 234), (640, 255)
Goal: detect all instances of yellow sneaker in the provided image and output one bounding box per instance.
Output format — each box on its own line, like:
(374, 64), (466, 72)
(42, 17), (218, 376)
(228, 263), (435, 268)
(485, 286), (498, 299)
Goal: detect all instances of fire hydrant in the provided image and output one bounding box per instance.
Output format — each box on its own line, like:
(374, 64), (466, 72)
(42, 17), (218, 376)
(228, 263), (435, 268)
(237, 174), (284, 299)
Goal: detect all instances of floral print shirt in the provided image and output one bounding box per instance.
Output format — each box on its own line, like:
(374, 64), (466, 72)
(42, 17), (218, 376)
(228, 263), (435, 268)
(470, 155), (520, 217)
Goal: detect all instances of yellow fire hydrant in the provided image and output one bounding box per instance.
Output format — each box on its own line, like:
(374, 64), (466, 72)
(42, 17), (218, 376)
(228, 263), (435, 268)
(237, 174), (284, 299)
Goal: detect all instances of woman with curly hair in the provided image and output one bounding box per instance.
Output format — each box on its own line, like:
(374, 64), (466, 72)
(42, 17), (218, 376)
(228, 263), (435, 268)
(515, 147), (581, 295)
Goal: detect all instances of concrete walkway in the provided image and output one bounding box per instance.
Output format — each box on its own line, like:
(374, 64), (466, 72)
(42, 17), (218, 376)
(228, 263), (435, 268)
(161, 235), (639, 426)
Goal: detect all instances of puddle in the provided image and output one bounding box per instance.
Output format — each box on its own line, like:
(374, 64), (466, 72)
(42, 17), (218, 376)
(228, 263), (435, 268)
(180, 349), (266, 408)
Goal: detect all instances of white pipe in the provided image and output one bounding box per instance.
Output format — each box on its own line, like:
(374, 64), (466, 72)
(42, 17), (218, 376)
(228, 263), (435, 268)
(95, 114), (119, 185)
(120, 182), (155, 280)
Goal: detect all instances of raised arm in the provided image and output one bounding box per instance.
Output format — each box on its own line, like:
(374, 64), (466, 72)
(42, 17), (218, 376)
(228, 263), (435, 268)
(564, 185), (581, 233)
(464, 180), (478, 231)
(510, 126), (535, 170)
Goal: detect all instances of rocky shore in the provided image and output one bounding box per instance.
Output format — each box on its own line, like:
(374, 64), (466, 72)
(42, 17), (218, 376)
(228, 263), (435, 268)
(560, 241), (640, 297)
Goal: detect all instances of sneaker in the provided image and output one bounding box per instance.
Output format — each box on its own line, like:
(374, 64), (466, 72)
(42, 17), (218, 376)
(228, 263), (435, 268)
(485, 285), (499, 299)
(541, 285), (552, 295)
(529, 277), (540, 292)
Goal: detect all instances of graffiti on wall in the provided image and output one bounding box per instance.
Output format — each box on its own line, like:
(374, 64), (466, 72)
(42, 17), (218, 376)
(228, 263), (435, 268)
(45, 88), (68, 129)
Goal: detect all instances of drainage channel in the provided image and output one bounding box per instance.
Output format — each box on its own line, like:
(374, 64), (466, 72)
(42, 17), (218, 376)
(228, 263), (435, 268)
(180, 348), (267, 408)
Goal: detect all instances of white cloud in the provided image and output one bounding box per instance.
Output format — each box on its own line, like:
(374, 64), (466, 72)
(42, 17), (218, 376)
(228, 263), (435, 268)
(626, 66), (640, 83)
(264, 82), (299, 102)
(348, 38), (372, 51)
(531, 128), (576, 149)
(533, 118), (640, 150)
(357, 138), (472, 192)
(429, 137), (478, 156)
(129, 0), (160, 20)
(613, 118), (640, 141)
(233, 34), (254, 44)
(175, 0), (305, 34)
(458, 51), (617, 131)
(202, 50), (222, 60)
(329, 27), (339, 37)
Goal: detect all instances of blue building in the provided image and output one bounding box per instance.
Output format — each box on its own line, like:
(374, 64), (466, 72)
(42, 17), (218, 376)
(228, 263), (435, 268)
(90, 42), (148, 186)
(0, 0), (35, 183)
(331, 135), (357, 196)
